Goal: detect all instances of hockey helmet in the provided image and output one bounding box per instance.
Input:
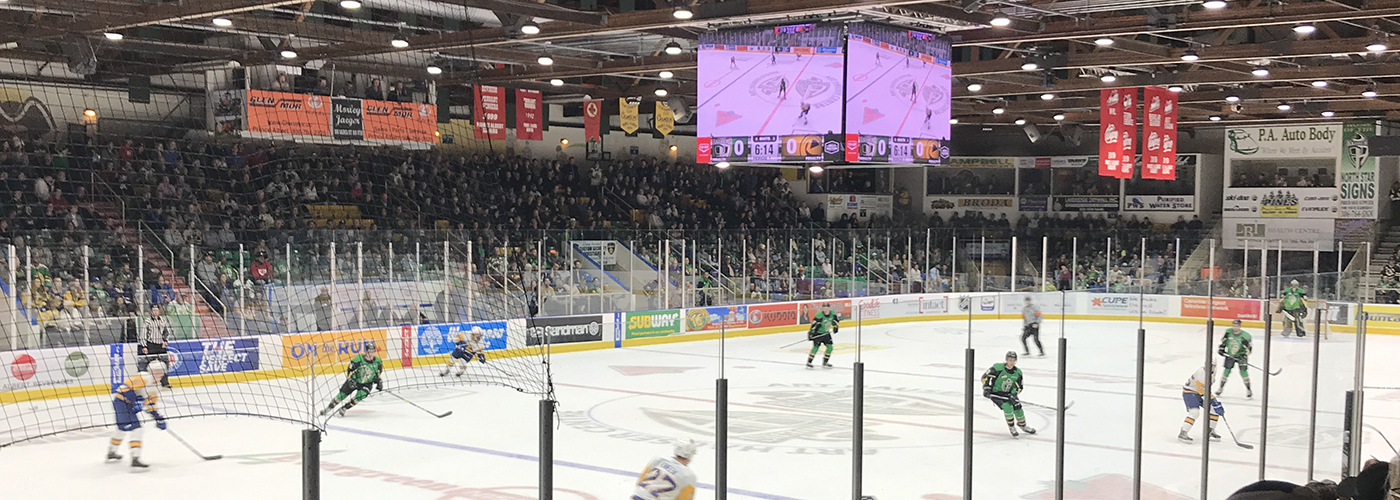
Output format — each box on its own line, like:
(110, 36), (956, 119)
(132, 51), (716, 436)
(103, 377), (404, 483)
(363, 341), (378, 353)
(1232, 319), (1242, 326)
(146, 360), (167, 373)
(1005, 351), (1019, 360)
(673, 439), (699, 460)
(1290, 279), (1300, 287)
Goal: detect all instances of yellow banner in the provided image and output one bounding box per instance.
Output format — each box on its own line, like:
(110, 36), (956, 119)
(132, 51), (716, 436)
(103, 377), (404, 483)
(619, 98), (639, 134)
(282, 329), (388, 368)
(655, 101), (675, 136)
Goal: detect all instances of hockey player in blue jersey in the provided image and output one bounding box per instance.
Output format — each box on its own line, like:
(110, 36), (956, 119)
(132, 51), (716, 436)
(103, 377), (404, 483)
(439, 328), (487, 377)
(107, 360), (168, 468)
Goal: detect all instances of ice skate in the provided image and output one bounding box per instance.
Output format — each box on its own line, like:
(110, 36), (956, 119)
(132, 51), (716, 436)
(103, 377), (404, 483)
(1210, 431), (1222, 442)
(1177, 430), (1193, 443)
(1009, 424), (1020, 437)
(130, 457), (149, 468)
(822, 360), (833, 369)
(1019, 424), (1037, 435)
(805, 361), (814, 369)
(438, 369), (450, 377)
(1246, 387), (1254, 399)
(1215, 382), (1226, 397)
(106, 451), (123, 462)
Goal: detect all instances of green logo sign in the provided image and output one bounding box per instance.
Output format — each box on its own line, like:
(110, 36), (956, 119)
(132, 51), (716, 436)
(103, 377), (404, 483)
(625, 310), (682, 339)
(64, 351), (89, 378)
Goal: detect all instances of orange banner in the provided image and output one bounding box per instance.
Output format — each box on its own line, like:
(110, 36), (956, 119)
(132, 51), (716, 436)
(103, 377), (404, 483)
(282, 329), (388, 369)
(363, 100), (437, 143)
(247, 90), (330, 137)
(1180, 297), (1262, 321)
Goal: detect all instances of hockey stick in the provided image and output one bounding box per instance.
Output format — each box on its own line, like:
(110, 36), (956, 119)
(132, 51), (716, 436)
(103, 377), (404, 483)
(1220, 416), (1254, 450)
(780, 338), (811, 349)
(1022, 399), (1074, 412)
(166, 429), (223, 460)
(386, 391), (453, 418)
(1247, 363), (1283, 376)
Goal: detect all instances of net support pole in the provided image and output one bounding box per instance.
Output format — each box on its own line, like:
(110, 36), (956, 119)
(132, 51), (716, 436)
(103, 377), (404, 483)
(716, 320), (728, 500)
(83, 244), (91, 344)
(540, 398), (554, 500)
(1348, 304), (1367, 474)
(357, 242), (364, 329)
(718, 236), (725, 304)
(388, 242), (394, 283)
(329, 242), (337, 332)
(7, 245), (16, 349)
(1106, 237), (1113, 286)
(1011, 236), (1018, 292)
(303, 428), (320, 500)
(1364, 242), (1372, 302)
(443, 241), (450, 323)
(1276, 240), (1283, 298)
(1336, 241), (1344, 301)
(925, 229), (931, 292)
(1244, 240), (1251, 296)
(963, 345), (975, 500)
(979, 236), (986, 293)
(1259, 307), (1272, 480)
(1056, 335), (1068, 500)
(1260, 243), (1268, 303)
(851, 238), (858, 298)
(664, 240), (671, 309)
(1307, 302), (1323, 481)
(1133, 316), (1146, 500)
(951, 236), (957, 292)
(136, 245), (142, 311)
(852, 360), (865, 500)
(1042, 236), (1048, 292)
(1072, 237), (1078, 291)
(1175, 237), (1181, 295)
(1202, 239), (1216, 500)
(187, 243), (195, 339)
(286, 243), (292, 333)
(466, 241), (474, 321)
(239, 243), (246, 336)
(1313, 241), (1320, 302)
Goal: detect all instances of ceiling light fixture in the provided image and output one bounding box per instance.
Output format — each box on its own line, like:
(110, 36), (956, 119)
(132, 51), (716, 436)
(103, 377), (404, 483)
(550, 78), (564, 86)
(967, 83), (983, 92)
(1180, 49), (1199, 62)
(537, 55), (554, 66)
(1368, 40), (1389, 52)
(520, 20), (540, 35)
(83, 109), (96, 118)
(1020, 59), (1039, 71)
(391, 34), (409, 49)
(716, 161), (731, 169)
(1322, 110), (1335, 117)
(1363, 85), (1379, 98)
(672, 6), (694, 19)
(1252, 66), (1270, 77)
(1277, 102), (1292, 111)
(1101, 74), (1117, 83)
(560, 138), (569, 146)
(1095, 37), (1114, 46)
(659, 70), (674, 79)
(281, 49), (298, 59)
(212, 17), (233, 27)
(990, 15), (1012, 27)
(664, 41), (683, 55)
(1202, 0), (1227, 9)
(1168, 85), (1184, 93)
(949, 118), (960, 124)
(1225, 94), (1241, 103)
(1054, 114), (1066, 121)
(1312, 80), (1329, 87)
(992, 106), (1005, 114)
(1209, 115), (1223, 121)
(1293, 23), (1316, 35)
(426, 65), (442, 75)
(1014, 117), (1027, 125)
(654, 86), (669, 97)
(808, 165), (824, 174)
(1040, 93), (1055, 100)
(339, 0), (362, 9)
(104, 32), (123, 41)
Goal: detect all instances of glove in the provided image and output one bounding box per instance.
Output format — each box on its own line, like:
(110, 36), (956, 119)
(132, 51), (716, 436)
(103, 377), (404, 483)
(140, 346), (148, 355)
(982, 386), (992, 398)
(832, 324), (839, 333)
(1217, 347), (1227, 357)
(156, 418), (167, 430)
(374, 379), (384, 392)
(1210, 399), (1224, 416)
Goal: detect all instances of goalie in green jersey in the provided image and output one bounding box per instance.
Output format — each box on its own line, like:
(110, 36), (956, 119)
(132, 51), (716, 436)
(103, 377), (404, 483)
(321, 341), (385, 417)
(1279, 279), (1309, 337)
(1216, 319), (1254, 398)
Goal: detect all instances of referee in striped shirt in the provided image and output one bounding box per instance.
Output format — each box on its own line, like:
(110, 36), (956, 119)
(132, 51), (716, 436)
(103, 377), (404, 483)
(138, 305), (173, 388)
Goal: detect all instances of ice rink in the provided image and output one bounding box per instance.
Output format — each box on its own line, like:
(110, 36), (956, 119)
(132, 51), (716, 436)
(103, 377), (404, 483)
(696, 49), (845, 137)
(4, 317), (1396, 500)
(844, 36), (952, 141)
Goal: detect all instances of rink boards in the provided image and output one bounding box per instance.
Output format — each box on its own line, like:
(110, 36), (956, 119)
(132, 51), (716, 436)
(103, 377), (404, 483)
(1, 291), (1385, 406)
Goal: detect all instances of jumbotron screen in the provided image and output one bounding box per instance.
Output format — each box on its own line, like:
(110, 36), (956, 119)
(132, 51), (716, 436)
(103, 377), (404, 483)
(696, 23), (844, 164)
(843, 23), (953, 164)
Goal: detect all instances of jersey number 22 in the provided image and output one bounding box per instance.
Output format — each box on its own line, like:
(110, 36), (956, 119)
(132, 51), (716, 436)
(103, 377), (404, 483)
(638, 467), (677, 497)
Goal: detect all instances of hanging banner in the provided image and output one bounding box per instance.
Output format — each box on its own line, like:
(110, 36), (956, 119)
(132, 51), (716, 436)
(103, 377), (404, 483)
(515, 89), (543, 141)
(1099, 89), (1124, 178)
(1222, 218), (1335, 251)
(246, 90), (330, 137)
(1339, 121), (1378, 218)
(619, 98), (639, 134)
(655, 100), (675, 136)
(330, 98), (364, 141)
(362, 100), (436, 143)
(1118, 87), (1137, 179)
(473, 85), (506, 140)
(1141, 86), (1178, 180)
(583, 99), (602, 142)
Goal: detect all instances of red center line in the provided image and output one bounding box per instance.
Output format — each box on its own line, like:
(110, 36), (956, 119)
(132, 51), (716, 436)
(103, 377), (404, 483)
(893, 65), (936, 138)
(556, 381), (1309, 474)
(756, 55), (816, 136)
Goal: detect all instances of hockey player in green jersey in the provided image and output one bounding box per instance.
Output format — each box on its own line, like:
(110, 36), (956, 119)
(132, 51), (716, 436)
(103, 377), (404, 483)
(1216, 319), (1254, 398)
(1279, 279), (1309, 337)
(321, 341), (385, 417)
(982, 351), (1035, 437)
(806, 303), (840, 369)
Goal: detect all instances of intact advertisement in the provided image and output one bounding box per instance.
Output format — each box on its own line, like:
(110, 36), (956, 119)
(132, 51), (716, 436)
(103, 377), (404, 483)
(925, 196), (1016, 212)
(417, 321), (508, 356)
(1180, 297), (1262, 320)
(1, 345), (110, 392)
(282, 329), (388, 369)
(800, 299), (851, 323)
(573, 240), (620, 265)
(1222, 218), (1335, 251)
(1053, 195), (1120, 212)
(246, 90), (330, 137)
(1018, 195), (1049, 212)
(1224, 124), (1342, 160)
(1339, 122), (1378, 219)
(361, 100), (436, 143)
(685, 306), (748, 332)
(1123, 195), (1195, 211)
(526, 315), (604, 346)
(166, 338), (260, 377)
(747, 303), (799, 328)
(1086, 294), (1170, 316)
(826, 194), (893, 221)
(625, 309), (682, 339)
(1222, 187), (1338, 218)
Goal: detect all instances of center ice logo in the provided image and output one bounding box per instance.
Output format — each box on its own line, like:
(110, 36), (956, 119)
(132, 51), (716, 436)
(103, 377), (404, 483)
(749, 73), (838, 106)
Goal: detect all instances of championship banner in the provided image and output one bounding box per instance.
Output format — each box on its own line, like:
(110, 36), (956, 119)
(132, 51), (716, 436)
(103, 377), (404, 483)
(1118, 87), (1137, 179)
(1099, 89), (1124, 178)
(247, 90), (330, 137)
(583, 99), (602, 142)
(473, 85), (507, 140)
(362, 100), (436, 143)
(619, 98), (639, 135)
(1141, 86), (1178, 180)
(515, 89), (543, 141)
(655, 101), (675, 136)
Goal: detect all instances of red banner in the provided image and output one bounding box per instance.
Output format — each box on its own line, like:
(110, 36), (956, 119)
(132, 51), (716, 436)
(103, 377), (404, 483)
(473, 85), (506, 140)
(1141, 86), (1178, 180)
(515, 89), (543, 141)
(247, 90), (330, 137)
(362, 100), (436, 143)
(1099, 89), (1124, 178)
(1118, 87), (1137, 179)
(747, 303), (798, 328)
(1181, 297), (1262, 321)
(583, 99), (602, 142)
(696, 137), (712, 163)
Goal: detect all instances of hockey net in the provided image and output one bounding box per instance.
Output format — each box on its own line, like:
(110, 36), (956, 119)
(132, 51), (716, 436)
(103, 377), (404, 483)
(1263, 298), (1335, 339)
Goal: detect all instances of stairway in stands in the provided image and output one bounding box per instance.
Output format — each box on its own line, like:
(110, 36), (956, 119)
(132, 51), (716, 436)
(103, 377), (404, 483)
(87, 200), (233, 337)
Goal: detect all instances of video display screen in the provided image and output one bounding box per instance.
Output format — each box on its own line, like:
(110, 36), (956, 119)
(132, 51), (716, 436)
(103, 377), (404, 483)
(843, 23), (953, 164)
(696, 23), (845, 163)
